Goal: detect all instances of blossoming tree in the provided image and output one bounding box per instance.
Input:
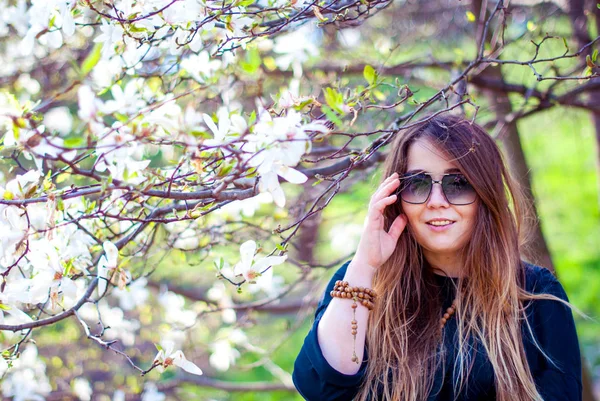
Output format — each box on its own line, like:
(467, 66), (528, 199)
(0, 0), (599, 399)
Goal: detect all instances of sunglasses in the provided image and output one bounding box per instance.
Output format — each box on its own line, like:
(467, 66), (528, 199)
(397, 172), (477, 205)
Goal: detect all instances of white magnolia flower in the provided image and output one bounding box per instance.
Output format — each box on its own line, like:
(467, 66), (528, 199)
(100, 79), (146, 115)
(233, 240), (286, 289)
(27, 240), (78, 308)
(79, 301), (140, 346)
(1, 344), (51, 401)
(94, 19), (124, 59)
(78, 85), (103, 122)
(161, 0), (204, 25)
(158, 290), (196, 326)
(72, 377), (92, 401)
(209, 328), (247, 371)
(97, 241), (119, 296)
(141, 382), (165, 401)
(181, 51), (221, 84)
(209, 339), (240, 372)
(0, 302), (33, 325)
(112, 277), (149, 311)
(94, 123), (150, 184)
(246, 109), (330, 207)
(202, 107), (246, 147)
(44, 106), (73, 136)
(153, 340), (203, 375)
(273, 24), (320, 70)
(0, 169), (41, 200)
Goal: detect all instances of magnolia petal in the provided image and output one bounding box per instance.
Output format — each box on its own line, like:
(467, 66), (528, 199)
(217, 108), (230, 137)
(202, 113), (221, 141)
(97, 256), (109, 297)
(271, 184), (286, 208)
(5, 305), (33, 324)
(251, 255), (287, 273)
(154, 349), (165, 364)
(238, 240), (256, 266)
(276, 165), (307, 184)
(161, 340), (175, 357)
(60, 278), (78, 300)
(230, 114), (247, 134)
(102, 241), (119, 267)
(172, 351), (203, 375)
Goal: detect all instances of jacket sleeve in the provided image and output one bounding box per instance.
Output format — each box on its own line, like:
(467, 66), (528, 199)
(292, 261), (368, 401)
(526, 269), (582, 401)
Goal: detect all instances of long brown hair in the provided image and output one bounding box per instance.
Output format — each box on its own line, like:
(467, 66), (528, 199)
(356, 113), (571, 401)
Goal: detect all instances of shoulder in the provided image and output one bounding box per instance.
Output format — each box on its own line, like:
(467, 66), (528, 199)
(521, 261), (563, 296)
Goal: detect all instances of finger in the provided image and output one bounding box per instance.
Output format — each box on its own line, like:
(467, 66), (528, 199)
(371, 178), (400, 204)
(371, 193), (398, 213)
(377, 173), (399, 190)
(388, 213), (408, 241)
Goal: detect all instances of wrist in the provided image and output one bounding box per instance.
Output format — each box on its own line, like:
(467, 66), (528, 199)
(345, 258), (376, 287)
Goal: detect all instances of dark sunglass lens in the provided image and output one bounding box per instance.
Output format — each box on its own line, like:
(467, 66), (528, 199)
(442, 174), (477, 204)
(400, 174), (431, 203)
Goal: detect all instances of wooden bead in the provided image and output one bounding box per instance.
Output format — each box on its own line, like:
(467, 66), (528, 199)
(446, 307), (454, 314)
(440, 318), (447, 324)
(443, 313), (450, 319)
(351, 330), (357, 335)
(351, 303), (357, 309)
(351, 320), (357, 324)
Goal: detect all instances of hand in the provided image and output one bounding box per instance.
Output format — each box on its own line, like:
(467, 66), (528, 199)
(353, 172), (408, 270)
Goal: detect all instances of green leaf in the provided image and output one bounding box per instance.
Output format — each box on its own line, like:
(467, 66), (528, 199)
(64, 136), (84, 147)
(586, 55), (595, 68)
(248, 110), (257, 126)
(363, 65), (377, 86)
(465, 11), (476, 22)
(81, 42), (103, 76)
(240, 46), (261, 74)
(526, 21), (536, 32)
(321, 105), (343, 127)
(238, 0), (254, 8)
(323, 87), (345, 114)
(592, 49), (598, 63)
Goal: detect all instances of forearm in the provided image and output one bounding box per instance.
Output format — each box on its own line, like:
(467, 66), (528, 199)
(317, 258), (376, 375)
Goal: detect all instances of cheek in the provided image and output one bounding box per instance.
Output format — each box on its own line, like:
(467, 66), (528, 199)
(400, 204), (422, 226)
(458, 206), (478, 235)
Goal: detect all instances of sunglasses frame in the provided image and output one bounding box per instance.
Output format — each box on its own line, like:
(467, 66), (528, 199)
(398, 172), (477, 206)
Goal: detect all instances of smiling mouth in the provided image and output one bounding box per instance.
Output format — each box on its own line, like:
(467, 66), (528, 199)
(426, 220), (455, 227)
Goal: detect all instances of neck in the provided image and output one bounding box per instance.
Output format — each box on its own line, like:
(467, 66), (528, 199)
(423, 251), (464, 278)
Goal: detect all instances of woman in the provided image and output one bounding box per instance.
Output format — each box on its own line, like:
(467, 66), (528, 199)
(292, 114), (582, 401)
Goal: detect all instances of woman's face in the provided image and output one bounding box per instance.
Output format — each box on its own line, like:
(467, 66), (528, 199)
(401, 138), (478, 263)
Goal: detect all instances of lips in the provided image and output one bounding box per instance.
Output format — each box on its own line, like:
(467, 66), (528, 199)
(426, 219), (455, 226)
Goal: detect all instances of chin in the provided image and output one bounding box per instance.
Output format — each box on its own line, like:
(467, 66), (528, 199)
(421, 240), (462, 253)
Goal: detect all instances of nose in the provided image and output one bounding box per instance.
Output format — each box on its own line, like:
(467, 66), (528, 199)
(426, 181), (450, 208)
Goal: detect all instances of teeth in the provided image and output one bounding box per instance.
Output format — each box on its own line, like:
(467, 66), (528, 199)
(428, 220), (453, 226)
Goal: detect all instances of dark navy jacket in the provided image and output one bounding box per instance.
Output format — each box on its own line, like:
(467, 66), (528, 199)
(292, 261), (582, 401)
